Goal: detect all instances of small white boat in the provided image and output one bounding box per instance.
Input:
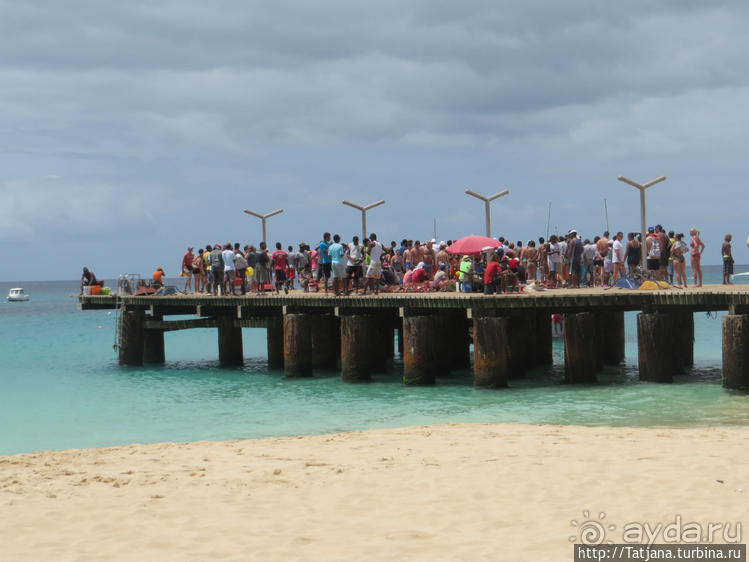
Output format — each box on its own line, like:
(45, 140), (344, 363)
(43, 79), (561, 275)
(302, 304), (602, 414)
(7, 288), (30, 302)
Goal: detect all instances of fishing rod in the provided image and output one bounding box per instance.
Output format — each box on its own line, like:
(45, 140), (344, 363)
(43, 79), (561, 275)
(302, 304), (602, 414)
(546, 202), (552, 239)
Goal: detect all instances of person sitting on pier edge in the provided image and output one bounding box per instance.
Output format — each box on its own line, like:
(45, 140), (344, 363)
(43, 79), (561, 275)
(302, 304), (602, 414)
(80, 267), (104, 294)
(152, 266), (165, 289)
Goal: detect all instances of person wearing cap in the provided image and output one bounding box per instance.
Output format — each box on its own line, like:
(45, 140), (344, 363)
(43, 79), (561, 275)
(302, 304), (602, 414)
(181, 247), (194, 293)
(432, 262), (449, 291)
(152, 266), (165, 289)
(645, 226), (661, 280)
(458, 255), (474, 293)
(296, 242), (310, 279)
(80, 267), (104, 294)
(655, 225), (671, 282)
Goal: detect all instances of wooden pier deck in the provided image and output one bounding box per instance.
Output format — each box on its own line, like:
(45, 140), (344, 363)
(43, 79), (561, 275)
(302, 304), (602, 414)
(78, 285), (749, 389)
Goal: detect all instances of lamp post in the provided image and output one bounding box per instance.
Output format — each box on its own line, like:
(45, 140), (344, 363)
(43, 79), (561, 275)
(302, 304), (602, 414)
(243, 208), (284, 246)
(465, 189), (510, 237)
(616, 175), (667, 268)
(341, 199), (385, 241)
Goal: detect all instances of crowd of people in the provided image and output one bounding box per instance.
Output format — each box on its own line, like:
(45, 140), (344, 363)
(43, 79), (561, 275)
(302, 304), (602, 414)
(79, 227), (737, 296)
(150, 225), (736, 297)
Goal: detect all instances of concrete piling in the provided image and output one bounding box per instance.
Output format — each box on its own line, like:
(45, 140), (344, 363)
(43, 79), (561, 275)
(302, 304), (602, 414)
(217, 315), (243, 366)
(119, 308), (145, 366)
(403, 315), (439, 385)
(340, 314), (377, 382)
(266, 316), (284, 370)
(637, 312), (672, 383)
(564, 312), (597, 383)
(472, 316), (510, 388)
(312, 314), (339, 370)
(283, 314), (313, 377)
(722, 314), (749, 389)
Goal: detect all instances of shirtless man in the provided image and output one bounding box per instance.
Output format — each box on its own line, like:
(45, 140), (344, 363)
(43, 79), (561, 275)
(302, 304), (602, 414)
(409, 241), (424, 270)
(436, 243), (450, 268)
(596, 231), (610, 286)
(422, 241), (436, 279)
(723, 234), (734, 285)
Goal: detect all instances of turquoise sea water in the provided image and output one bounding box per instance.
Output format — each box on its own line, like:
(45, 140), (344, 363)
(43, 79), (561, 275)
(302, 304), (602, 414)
(2, 265), (749, 455)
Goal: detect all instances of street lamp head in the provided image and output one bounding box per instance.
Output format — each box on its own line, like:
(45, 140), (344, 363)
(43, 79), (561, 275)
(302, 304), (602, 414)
(363, 200), (385, 211)
(342, 200), (364, 211)
(643, 176), (667, 189)
(487, 189), (510, 201)
(343, 200), (385, 211)
(466, 189), (509, 202)
(244, 208), (283, 219)
(465, 189), (487, 201)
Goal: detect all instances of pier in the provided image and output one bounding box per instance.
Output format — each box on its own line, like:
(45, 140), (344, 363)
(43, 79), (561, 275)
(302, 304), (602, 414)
(79, 287), (749, 389)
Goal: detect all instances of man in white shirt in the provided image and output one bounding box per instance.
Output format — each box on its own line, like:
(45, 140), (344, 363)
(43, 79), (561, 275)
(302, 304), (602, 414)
(346, 235), (365, 295)
(365, 233), (384, 295)
(612, 232), (625, 284)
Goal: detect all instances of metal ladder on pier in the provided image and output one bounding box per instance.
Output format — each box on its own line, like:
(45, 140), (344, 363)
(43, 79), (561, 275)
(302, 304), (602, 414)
(113, 273), (140, 353)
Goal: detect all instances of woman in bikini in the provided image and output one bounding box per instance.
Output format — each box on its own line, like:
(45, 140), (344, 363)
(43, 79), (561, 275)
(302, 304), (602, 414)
(689, 227), (705, 287)
(671, 233), (688, 288)
(524, 241), (538, 282)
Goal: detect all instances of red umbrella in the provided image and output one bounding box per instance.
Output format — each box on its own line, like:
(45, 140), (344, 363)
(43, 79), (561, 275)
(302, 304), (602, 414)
(446, 235), (501, 255)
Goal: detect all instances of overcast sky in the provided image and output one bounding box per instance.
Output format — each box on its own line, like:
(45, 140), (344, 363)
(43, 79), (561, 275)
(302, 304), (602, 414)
(2, 0), (748, 281)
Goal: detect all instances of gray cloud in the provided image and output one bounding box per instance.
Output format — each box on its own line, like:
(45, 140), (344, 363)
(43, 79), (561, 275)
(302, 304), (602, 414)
(1, 1), (748, 279)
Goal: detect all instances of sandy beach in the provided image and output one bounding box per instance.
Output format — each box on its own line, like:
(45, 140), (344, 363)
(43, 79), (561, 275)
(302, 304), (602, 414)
(1, 423), (747, 561)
